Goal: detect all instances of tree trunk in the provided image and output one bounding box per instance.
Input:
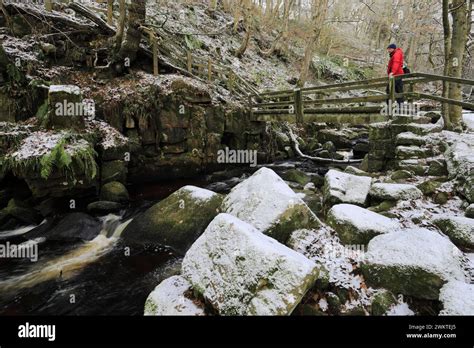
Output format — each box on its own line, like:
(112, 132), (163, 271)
(235, 0), (252, 58)
(447, 0), (469, 131)
(117, 0), (145, 63)
(297, 0), (328, 87)
(442, 0), (452, 129)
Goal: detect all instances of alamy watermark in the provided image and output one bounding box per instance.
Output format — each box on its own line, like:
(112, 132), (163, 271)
(380, 101), (422, 117)
(55, 99), (95, 118)
(217, 147), (258, 167)
(0, 241), (38, 262)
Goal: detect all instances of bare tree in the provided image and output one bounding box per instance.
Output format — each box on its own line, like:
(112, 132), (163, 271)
(447, 0), (470, 130)
(298, 0), (329, 87)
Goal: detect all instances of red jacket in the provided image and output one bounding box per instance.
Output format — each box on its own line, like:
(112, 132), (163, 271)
(387, 48), (404, 76)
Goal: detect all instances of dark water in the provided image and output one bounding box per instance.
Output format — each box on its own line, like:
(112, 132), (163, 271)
(0, 161), (325, 315)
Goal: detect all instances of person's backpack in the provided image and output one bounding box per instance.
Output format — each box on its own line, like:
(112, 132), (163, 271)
(403, 62), (411, 74)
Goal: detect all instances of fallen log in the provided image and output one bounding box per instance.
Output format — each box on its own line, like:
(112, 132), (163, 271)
(4, 2), (96, 32)
(68, 2), (115, 35)
(286, 124), (363, 164)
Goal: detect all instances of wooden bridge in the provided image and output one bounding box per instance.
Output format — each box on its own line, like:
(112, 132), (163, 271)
(249, 73), (474, 124)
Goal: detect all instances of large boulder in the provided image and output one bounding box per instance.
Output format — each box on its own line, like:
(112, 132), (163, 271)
(323, 170), (372, 207)
(144, 275), (205, 316)
(24, 212), (101, 242)
(221, 167), (320, 243)
(445, 135), (474, 203)
(100, 181), (129, 203)
(122, 186), (223, 254)
(466, 204), (474, 218)
(433, 215), (474, 250)
(439, 281), (474, 315)
(327, 204), (400, 245)
(361, 228), (465, 299)
(369, 183), (423, 201)
(181, 213), (319, 315)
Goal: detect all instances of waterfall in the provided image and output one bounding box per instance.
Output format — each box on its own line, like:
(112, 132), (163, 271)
(0, 215), (133, 293)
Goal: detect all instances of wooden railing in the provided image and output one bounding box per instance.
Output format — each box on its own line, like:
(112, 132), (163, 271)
(250, 73), (474, 124)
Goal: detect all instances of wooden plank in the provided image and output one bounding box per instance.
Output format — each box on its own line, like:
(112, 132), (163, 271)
(415, 73), (474, 86)
(45, 0), (52, 12)
(414, 93), (474, 110)
(304, 106), (382, 114)
(208, 57), (212, 82)
(295, 89), (303, 124)
(151, 34), (159, 76)
(107, 0), (114, 25)
(251, 113), (388, 124)
(187, 51), (193, 73)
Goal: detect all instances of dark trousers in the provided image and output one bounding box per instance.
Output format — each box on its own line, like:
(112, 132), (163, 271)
(386, 78), (404, 105)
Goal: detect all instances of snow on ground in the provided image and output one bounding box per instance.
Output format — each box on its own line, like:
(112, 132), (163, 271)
(439, 280), (474, 315)
(288, 227), (379, 313)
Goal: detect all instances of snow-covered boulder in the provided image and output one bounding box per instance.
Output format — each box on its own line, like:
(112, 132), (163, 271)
(327, 204), (401, 245)
(369, 183), (423, 201)
(122, 186), (223, 254)
(323, 170), (372, 207)
(221, 167), (321, 243)
(445, 135), (474, 203)
(466, 204), (474, 218)
(439, 281), (474, 315)
(433, 215), (474, 249)
(181, 213), (319, 315)
(361, 228), (465, 299)
(144, 276), (205, 316)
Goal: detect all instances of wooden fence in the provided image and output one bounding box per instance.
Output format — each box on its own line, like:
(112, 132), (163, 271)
(250, 73), (474, 124)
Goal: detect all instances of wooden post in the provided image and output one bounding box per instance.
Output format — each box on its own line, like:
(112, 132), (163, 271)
(107, 0), (114, 25)
(207, 57), (213, 82)
(45, 0), (53, 12)
(389, 76), (396, 105)
(151, 35), (159, 76)
(295, 88), (304, 124)
(187, 51), (193, 73)
(248, 94), (253, 118)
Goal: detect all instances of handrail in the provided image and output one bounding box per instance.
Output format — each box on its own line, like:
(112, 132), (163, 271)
(250, 72), (474, 124)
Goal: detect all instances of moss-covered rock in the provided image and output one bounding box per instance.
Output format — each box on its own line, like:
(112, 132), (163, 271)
(433, 215), (474, 250)
(122, 186), (222, 254)
(281, 169), (311, 186)
(327, 204), (400, 245)
(368, 200), (397, 213)
(87, 201), (123, 215)
(2, 198), (42, 225)
(466, 204), (474, 219)
(391, 169), (413, 181)
(428, 159), (448, 177)
(371, 290), (398, 316)
(417, 180), (442, 196)
(101, 160), (127, 184)
(361, 228), (465, 299)
(100, 181), (129, 203)
(369, 183), (422, 201)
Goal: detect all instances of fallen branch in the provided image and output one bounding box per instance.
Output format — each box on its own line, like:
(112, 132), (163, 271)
(68, 2), (115, 36)
(286, 125), (362, 164)
(4, 2), (96, 32)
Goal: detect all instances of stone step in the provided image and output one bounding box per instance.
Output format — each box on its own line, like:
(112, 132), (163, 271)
(395, 145), (434, 160)
(406, 123), (443, 136)
(395, 132), (427, 147)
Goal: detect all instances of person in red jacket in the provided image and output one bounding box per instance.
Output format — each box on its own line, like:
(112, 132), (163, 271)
(386, 44), (404, 106)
